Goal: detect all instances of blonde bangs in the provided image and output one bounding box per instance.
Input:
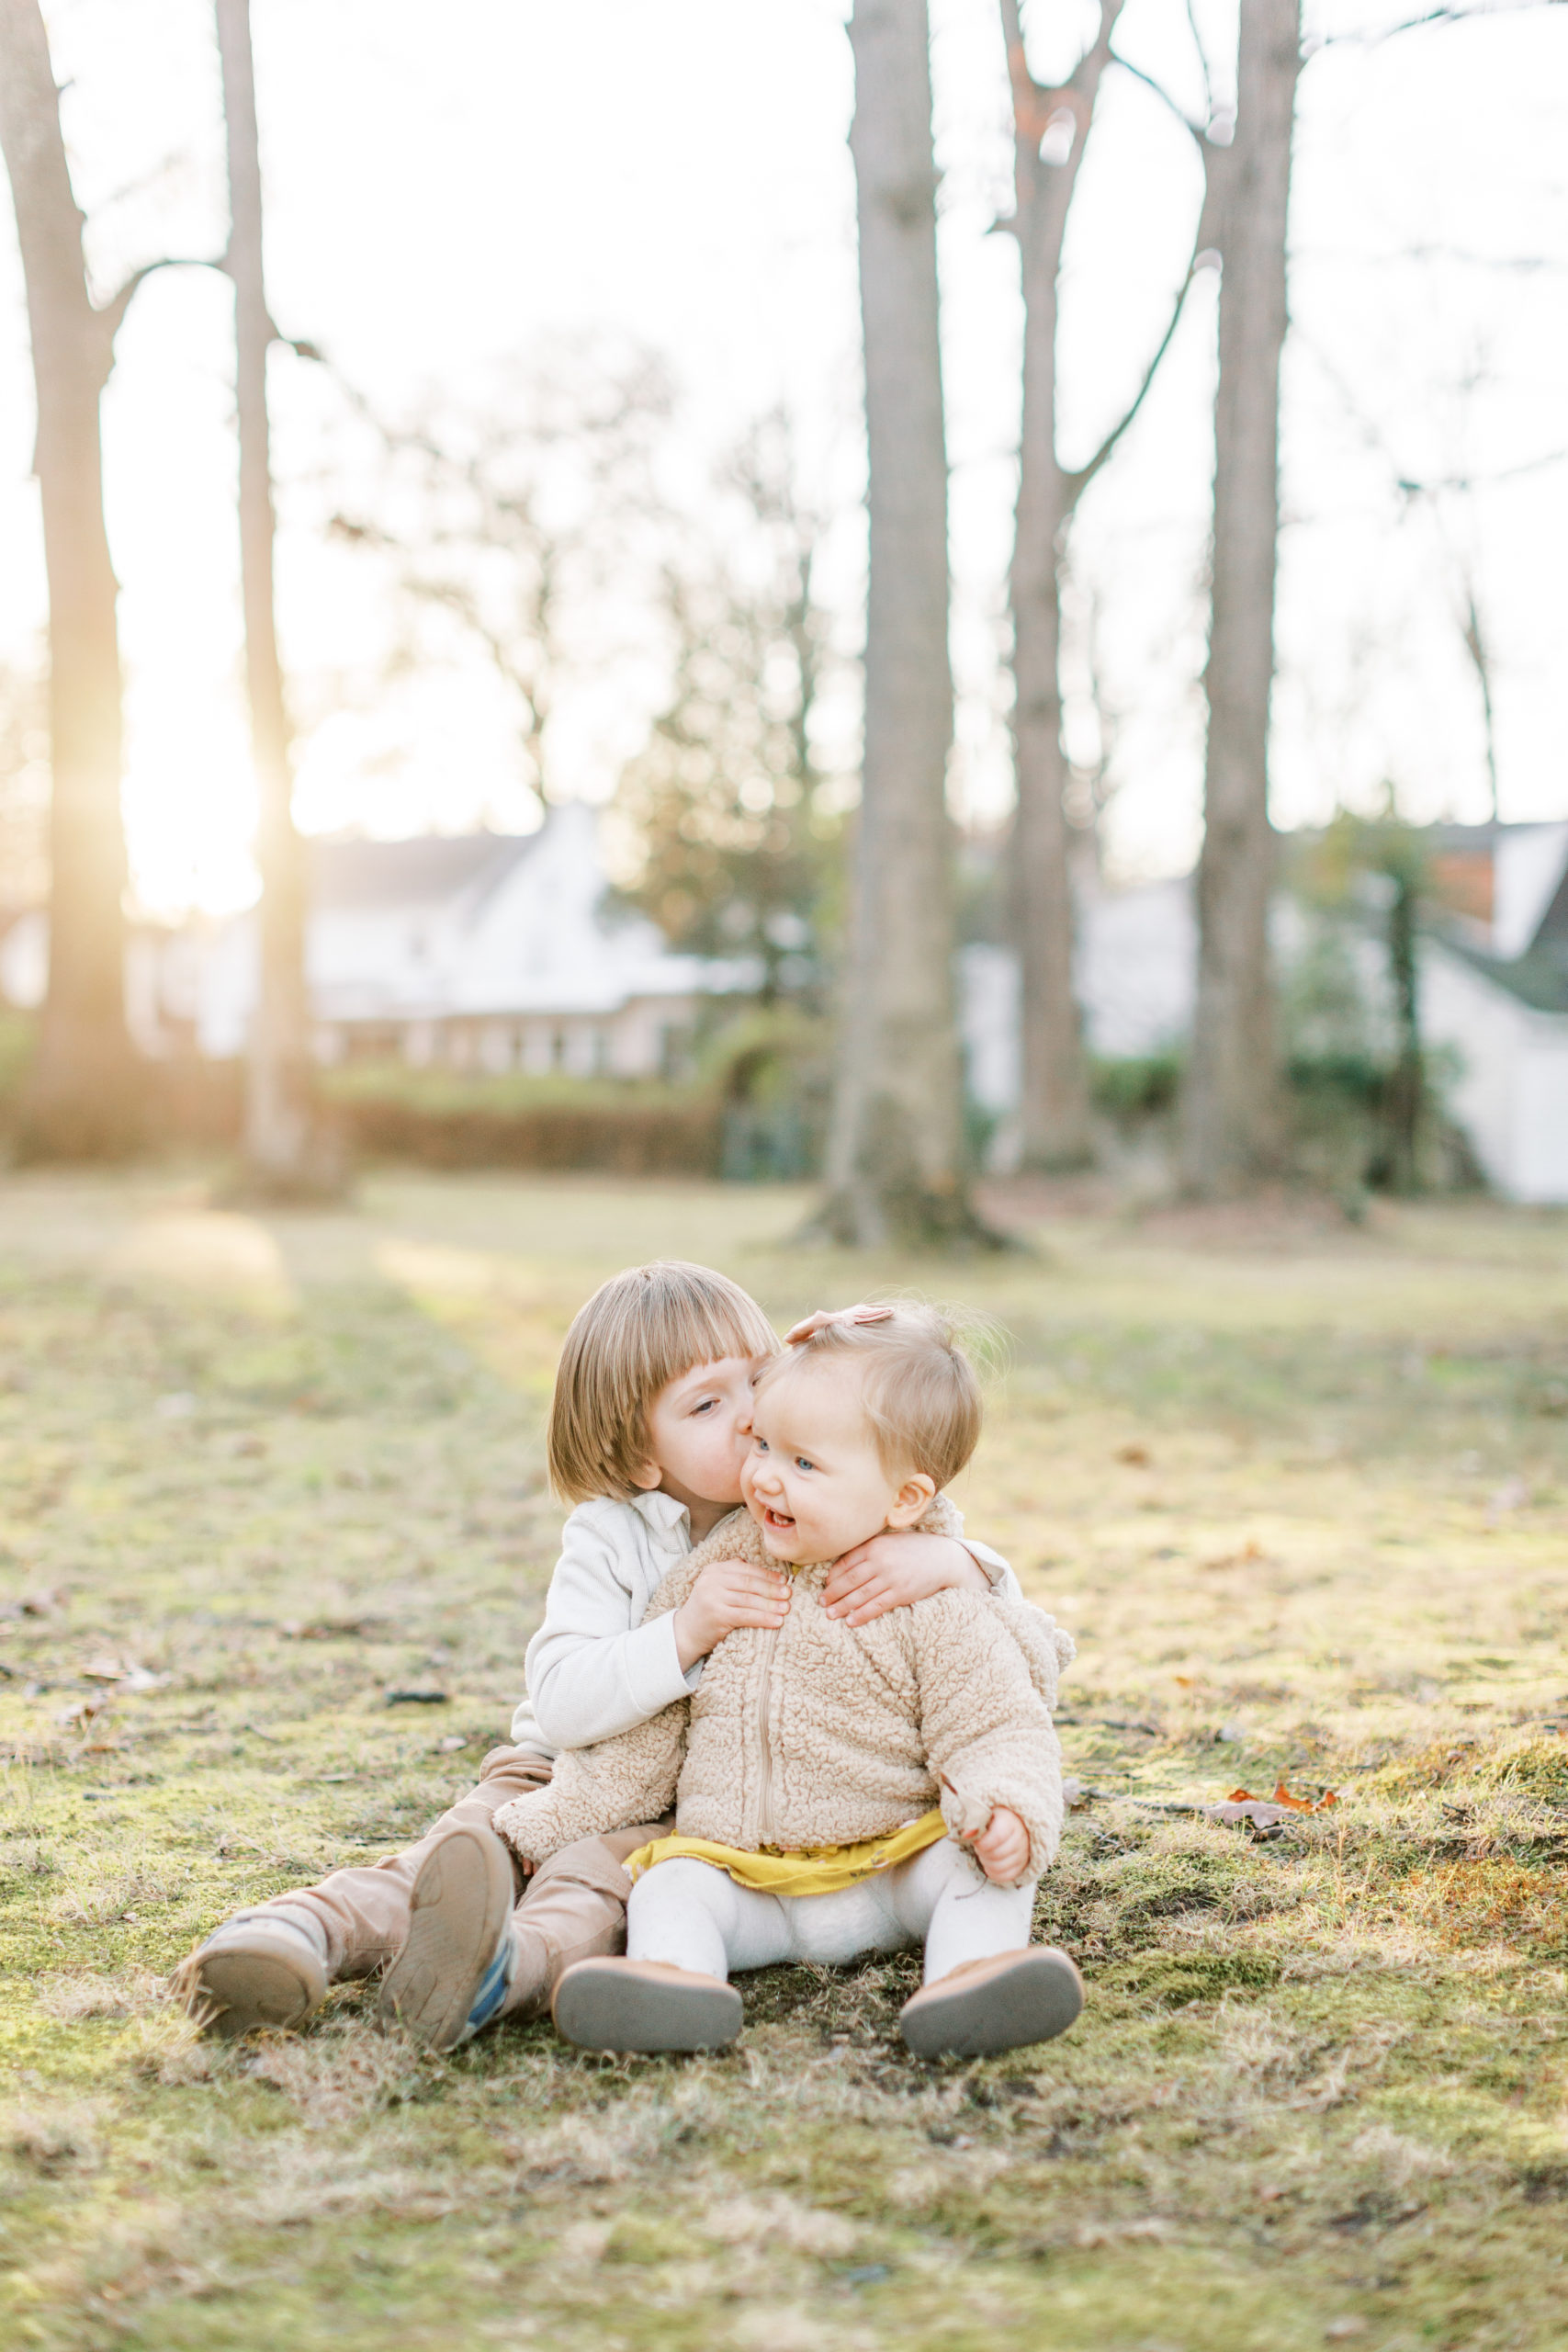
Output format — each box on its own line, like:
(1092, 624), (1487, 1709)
(547, 1261), (778, 1505)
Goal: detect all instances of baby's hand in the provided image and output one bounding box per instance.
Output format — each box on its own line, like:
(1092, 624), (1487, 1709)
(821, 1531), (988, 1624)
(674, 1555), (791, 1670)
(965, 1805), (1031, 1884)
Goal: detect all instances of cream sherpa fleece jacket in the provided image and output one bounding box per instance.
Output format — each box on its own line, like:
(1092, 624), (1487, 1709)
(492, 1498), (1075, 1884)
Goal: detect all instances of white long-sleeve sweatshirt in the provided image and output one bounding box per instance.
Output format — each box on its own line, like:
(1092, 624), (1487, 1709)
(510, 1489), (1021, 1759)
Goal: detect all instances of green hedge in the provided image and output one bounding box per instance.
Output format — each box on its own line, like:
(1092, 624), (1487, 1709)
(318, 1064), (723, 1176)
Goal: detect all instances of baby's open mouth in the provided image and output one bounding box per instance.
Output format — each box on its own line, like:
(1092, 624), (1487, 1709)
(763, 1507), (795, 1532)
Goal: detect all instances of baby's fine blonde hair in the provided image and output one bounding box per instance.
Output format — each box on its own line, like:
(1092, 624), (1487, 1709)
(754, 1302), (983, 1490)
(547, 1261), (779, 1505)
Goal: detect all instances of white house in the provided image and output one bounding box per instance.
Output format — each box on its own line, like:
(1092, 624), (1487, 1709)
(961, 822), (1568, 1204)
(2, 805), (756, 1083)
(1418, 823), (1568, 1204)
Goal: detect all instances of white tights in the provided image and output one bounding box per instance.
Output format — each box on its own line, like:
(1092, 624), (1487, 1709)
(626, 1836), (1036, 1988)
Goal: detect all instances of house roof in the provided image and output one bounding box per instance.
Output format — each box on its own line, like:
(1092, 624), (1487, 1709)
(1440, 933), (1568, 1016)
(1534, 857), (1568, 948)
(308, 832), (537, 914)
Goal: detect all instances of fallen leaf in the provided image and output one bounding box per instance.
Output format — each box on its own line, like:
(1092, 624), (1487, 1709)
(1226, 1781), (1338, 1814)
(1201, 1540), (1268, 1571)
(1203, 1800), (1288, 1839)
(1115, 1444), (1151, 1467)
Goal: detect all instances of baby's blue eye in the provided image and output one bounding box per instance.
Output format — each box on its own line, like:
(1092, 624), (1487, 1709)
(795, 1455), (815, 1473)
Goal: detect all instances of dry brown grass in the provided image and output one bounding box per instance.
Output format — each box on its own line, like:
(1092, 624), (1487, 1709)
(1, 1170), (1566, 2349)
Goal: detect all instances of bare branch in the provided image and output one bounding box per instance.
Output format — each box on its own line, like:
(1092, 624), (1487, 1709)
(1108, 50), (1206, 140)
(1184, 0), (1214, 112)
(1065, 256), (1205, 502)
(1396, 447), (1568, 494)
(1300, 333), (1568, 498)
(1314, 0), (1566, 47)
(1296, 243), (1568, 274)
(93, 253), (223, 349)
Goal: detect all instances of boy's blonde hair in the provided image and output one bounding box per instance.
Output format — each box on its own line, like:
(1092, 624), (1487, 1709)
(754, 1302), (982, 1490)
(547, 1261), (778, 1505)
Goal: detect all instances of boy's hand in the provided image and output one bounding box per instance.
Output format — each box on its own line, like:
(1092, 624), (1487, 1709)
(821, 1532), (988, 1624)
(965, 1805), (1031, 1884)
(783, 1302), (893, 1346)
(674, 1556), (791, 1670)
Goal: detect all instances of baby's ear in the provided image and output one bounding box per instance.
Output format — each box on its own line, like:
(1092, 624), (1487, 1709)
(886, 1472), (937, 1528)
(628, 1458), (663, 1493)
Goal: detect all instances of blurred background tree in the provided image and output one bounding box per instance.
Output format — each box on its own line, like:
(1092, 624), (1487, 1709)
(0, 656), (50, 916)
(612, 411), (844, 1003)
(331, 340), (673, 817)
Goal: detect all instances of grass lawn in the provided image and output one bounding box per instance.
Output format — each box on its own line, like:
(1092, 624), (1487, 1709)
(2, 1168), (1567, 2351)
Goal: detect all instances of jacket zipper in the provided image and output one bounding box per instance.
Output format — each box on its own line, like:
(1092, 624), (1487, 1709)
(755, 1611), (783, 1847)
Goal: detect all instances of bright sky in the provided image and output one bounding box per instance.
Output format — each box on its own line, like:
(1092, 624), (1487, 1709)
(0, 0), (1564, 914)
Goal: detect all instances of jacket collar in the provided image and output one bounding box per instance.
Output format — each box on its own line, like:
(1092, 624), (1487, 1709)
(629, 1489), (693, 1544)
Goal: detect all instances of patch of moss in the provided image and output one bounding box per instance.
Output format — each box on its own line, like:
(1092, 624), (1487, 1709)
(1108, 1949), (1283, 2007)
(1483, 1734), (1568, 1808)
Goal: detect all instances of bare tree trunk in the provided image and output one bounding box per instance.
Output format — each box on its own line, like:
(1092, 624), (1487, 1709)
(1000, 0), (1202, 1173)
(815, 0), (989, 1247)
(1003, 3), (1115, 1170)
(0, 0), (138, 1155)
(1179, 0), (1301, 1193)
(216, 0), (327, 1195)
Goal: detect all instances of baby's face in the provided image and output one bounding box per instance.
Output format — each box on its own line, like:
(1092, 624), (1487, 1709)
(741, 1358), (919, 1565)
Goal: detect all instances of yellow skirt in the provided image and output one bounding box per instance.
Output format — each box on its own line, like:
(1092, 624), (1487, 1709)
(623, 1807), (948, 1899)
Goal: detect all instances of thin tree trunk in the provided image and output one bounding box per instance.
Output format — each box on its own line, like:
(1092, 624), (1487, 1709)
(1001, 0), (1201, 1173)
(216, 0), (325, 1194)
(1383, 860), (1422, 1193)
(815, 0), (989, 1247)
(1179, 0), (1301, 1193)
(0, 0), (138, 1155)
(1003, 3), (1117, 1171)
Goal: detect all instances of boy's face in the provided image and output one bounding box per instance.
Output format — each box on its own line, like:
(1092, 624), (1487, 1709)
(740, 1359), (933, 1566)
(636, 1355), (761, 1514)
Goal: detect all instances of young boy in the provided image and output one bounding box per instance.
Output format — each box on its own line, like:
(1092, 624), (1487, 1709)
(178, 1264), (1012, 2046)
(485, 1305), (1081, 2060)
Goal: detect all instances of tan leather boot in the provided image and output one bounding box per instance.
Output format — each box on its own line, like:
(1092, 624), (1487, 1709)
(898, 1946), (1083, 2059)
(378, 1823), (519, 2051)
(552, 1956), (742, 2052)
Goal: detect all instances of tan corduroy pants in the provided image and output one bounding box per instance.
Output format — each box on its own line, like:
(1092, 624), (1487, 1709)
(258, 1745), (668, 2018)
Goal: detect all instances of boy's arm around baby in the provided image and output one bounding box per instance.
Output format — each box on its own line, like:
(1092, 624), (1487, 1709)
(908, 1593), (1076, 1884)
